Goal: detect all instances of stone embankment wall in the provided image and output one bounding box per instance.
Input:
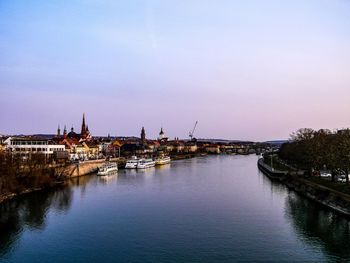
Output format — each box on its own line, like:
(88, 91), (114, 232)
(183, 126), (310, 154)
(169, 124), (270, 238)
(61, 160), (104, 177)
(284, 176), (350, 217)
(58, 158), (126, 178)
(257, 158), (287, 179)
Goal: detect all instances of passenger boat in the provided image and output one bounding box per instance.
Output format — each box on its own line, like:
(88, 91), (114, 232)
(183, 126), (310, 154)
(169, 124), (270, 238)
(137, 158), (156, 169)
(155, 156), (171, 165)
(125, 156), (140, 169)
(97, 162), (118, 176)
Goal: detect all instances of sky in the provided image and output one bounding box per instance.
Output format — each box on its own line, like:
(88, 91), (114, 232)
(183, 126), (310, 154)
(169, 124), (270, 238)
(1, 0), (350, 141)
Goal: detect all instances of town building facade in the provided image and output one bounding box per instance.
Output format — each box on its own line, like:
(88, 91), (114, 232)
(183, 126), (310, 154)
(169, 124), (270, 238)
(4, 137), (66, 158)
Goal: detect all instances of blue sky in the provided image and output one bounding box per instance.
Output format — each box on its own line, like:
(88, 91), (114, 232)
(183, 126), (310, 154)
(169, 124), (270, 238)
(1, 0), (350, 140)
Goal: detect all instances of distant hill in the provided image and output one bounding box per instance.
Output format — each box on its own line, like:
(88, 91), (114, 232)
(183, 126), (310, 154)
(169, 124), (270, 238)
(32, 134), (55, 139)
(194, 138), (254, 144)
(264, 140), (288, 146)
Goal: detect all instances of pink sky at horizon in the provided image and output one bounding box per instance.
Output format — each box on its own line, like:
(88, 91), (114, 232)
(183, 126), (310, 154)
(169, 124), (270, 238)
(1, 0), (350, 141)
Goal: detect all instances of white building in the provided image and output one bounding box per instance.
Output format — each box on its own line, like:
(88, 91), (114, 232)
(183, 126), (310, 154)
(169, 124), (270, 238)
(4, 137), (66, 157)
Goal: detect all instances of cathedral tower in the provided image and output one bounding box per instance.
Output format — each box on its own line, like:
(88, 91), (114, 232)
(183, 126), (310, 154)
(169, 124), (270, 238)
(63, 125), (67, 138)
(141, 127), (146, 144)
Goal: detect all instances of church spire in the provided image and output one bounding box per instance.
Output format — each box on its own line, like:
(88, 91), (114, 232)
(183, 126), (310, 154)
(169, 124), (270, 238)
(57, 124), (61, 137)
(81, 112), (87, 137)
(63, 125), (67, 138)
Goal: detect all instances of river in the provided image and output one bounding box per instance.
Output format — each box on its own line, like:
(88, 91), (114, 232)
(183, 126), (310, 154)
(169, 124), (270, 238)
(1, 155), (349, 262)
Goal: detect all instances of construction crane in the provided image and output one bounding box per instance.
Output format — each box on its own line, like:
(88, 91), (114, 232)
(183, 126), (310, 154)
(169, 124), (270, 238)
(189, 121), (198, 141)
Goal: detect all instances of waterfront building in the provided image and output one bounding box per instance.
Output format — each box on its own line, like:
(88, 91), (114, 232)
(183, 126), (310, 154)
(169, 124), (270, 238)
(70, 143), (88, 160)
(86, 142), (100, 158)
(147, 140), (160, 150)
(171, 140), (185, 153)
(219, 144), (234, 153)
(205, 144), (221, 154)
(105, 140), (122, 157)
(184, 142), (198, 153)
(162, 143), (174, 152)
(99, 141), (112, 156)
(4, 137), (66, 158)
(68, 141), (100, 160)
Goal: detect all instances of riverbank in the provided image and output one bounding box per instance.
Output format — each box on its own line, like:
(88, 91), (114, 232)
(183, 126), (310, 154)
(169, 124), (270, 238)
(0, 181), (66, 204)
(0, 154), (202, 205)
(257, 158), (350, 217)
(0, 159), (118, 204)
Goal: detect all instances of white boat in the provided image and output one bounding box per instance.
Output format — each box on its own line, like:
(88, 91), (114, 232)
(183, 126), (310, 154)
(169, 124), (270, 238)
(155, 156), (171, 165)
(125, 156), (140, 169)
(97, 162), (118, 176)
(137, 158), (156, 169)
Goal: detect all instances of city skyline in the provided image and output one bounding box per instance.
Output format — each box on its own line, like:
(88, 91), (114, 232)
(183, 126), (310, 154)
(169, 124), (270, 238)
(1, 0), (350, 141)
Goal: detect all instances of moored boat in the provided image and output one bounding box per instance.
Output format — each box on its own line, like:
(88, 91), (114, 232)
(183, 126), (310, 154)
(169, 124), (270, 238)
(137, 158), (156, 169)
(155, 156), (171, 165)
(97, 162), (118, 176)
(125, 156), (140, 169)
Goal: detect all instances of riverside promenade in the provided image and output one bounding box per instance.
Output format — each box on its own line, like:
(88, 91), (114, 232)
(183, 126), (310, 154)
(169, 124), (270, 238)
(257, 157), (350, 217)
(257, 158), (288, 180)
(0, 153), (201, 204)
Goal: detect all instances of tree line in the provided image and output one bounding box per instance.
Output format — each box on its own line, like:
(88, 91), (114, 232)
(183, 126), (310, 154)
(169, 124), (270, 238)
(279, 128), (350, 184)
(0, 152), (60, 199)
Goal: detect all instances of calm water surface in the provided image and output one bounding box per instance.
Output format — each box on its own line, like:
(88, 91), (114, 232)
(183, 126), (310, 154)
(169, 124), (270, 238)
(1, 155), (350, 262)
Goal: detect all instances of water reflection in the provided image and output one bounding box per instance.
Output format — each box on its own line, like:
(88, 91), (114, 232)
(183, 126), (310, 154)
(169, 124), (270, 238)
(258, 170), (287, 197)
(68, 173), (96, 199)
(97, 173), (118, 185)
(0, 168), (172, 259)
(0, 187), (73, 257)
(285, 192), (350, 261)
